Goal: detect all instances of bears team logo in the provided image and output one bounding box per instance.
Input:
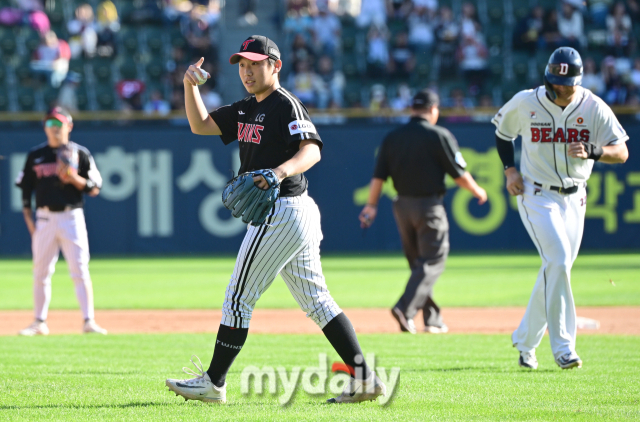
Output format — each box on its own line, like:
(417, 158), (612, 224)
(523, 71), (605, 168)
(242, 39), (255, 50)
(577, 117), (584, 124)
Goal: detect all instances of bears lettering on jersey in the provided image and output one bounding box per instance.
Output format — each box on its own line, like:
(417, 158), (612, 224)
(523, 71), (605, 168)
(237, 123), (264, 144)
(530, 127), (590, 143)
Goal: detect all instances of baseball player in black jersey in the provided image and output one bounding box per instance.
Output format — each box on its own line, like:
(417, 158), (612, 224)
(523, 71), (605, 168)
(165, 35), (386, 404)
(15, 106), (107, 336)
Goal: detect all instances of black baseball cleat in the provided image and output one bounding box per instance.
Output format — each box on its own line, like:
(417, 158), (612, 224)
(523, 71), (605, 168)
(391, 307), (416, 334)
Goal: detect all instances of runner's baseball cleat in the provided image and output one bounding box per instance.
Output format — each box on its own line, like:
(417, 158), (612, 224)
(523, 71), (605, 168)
(18, 320), (49, 336)
(327, 372), (386, 404)
(166, 355), (227, 403)
(83, 319), (108, 335)
(518, 351), (538, 369)
(556, 352), (582, 369)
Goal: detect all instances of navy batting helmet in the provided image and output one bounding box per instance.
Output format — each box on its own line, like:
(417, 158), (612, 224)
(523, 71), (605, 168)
(544, 47), (583, 100)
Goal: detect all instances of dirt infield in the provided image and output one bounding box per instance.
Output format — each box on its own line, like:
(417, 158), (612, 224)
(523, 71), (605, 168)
(2, 307), (639, 336)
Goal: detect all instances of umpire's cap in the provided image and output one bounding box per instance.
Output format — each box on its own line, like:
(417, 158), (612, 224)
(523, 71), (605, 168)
(544, 47), (583, 99)
(45, 106), (73, 124)
(229, 35), (281, 64)
(412, 89), (439, 110)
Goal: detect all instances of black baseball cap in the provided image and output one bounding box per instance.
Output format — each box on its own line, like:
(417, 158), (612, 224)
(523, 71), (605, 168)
(412, 89), (439, 110)
(45, 106), (73, 124)
(229, 35), (281, 64)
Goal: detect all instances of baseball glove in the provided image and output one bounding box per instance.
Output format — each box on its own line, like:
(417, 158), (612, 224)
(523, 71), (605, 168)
(222, 169), (280, 226)
(56, 143), (79, 173)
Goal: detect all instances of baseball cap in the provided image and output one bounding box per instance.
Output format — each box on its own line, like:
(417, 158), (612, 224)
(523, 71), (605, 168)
(45, 106), (73, 124)
(412, 89), (439, 110)
(229, 35), (281, 64)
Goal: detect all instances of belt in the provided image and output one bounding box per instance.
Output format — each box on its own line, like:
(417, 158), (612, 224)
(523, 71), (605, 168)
(533, 182), (583, 195)
(39, 204), (81, 212)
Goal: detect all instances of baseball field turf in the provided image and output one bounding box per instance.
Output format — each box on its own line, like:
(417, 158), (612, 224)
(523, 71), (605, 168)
(1, 253), (639, 420)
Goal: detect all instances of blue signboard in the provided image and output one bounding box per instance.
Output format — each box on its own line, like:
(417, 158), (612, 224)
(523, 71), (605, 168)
(1, 120), (638, 255)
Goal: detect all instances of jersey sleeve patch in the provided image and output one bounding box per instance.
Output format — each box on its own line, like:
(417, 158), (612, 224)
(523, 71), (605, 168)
(288, 120), (317, 136)
(454, 151), (467, 168)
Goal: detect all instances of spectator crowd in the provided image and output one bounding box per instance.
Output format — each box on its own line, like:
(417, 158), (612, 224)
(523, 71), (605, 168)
(1, 0), (639, 113)
(0, 0), (222, 114)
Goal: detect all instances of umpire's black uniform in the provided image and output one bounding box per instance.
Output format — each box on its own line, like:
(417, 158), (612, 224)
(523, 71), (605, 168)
(373, 91), (468, 332)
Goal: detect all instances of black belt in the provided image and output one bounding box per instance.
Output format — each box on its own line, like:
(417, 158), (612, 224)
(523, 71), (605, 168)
(39, 204), (81, 212)
(533, 182), (581, 195)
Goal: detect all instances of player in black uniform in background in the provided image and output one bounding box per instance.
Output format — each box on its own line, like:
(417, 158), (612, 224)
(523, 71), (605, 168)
(165, 36), (386, 404)
(15, 106), (106, 336)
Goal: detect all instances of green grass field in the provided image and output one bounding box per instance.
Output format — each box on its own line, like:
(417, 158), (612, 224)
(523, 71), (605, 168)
(1, 253), (639, 420)
(1, 334), (639, 420)
(0, 252), (639, 310)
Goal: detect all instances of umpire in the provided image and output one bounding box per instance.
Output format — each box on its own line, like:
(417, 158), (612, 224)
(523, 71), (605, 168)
(359, 89), (487, 334)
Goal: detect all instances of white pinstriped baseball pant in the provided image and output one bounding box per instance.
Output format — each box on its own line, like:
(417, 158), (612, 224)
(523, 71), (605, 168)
(221, 191), (343, 329)
(32, 207), (95, 321)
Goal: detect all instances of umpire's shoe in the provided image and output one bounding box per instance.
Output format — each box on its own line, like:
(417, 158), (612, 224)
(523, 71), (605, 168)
(327, 372), (386, 404)
(556, 352), (582, 370)
(391, 307), (416, 334)
(166, 355), (226, 403)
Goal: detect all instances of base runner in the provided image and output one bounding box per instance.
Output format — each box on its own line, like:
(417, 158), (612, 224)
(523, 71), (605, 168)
(492, 47), (629, 370)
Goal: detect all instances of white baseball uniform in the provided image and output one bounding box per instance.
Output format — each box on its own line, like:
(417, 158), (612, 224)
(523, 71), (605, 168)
(16, 141), (103, 322)
(492, 86), (628, 358)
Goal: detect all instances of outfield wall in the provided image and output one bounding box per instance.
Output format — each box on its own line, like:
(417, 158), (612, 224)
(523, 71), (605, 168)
(1, 119), (638, 255)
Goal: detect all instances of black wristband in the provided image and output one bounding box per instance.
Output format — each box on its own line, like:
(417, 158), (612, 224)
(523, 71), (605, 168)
(83, 179), (96, 193)
(583, 142), (603, 161)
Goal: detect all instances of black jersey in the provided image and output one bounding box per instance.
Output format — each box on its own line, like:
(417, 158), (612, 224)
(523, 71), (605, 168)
(210, 87), (322, 197)
(15, 141), (102, 210)
(374, 117), (467, 197)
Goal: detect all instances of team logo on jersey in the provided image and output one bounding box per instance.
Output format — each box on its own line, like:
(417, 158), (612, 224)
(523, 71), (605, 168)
(530, 127), (590, 143)
(255, 113), (265, 122)
(577, 117), (584, 124)
(288, 120), (316, 135)
(530, 111), (537, 119)
(237, 122), (264, 144)
(33, 163), (58, 178)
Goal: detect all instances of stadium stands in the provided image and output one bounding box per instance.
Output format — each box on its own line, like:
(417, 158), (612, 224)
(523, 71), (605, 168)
(0, 0), (638, 113)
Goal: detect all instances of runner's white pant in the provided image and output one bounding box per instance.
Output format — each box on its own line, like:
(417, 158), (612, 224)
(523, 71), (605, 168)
(32, 208), (95, 321)
(221, 192), (342, 329)
(514, 179), (586, 359)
